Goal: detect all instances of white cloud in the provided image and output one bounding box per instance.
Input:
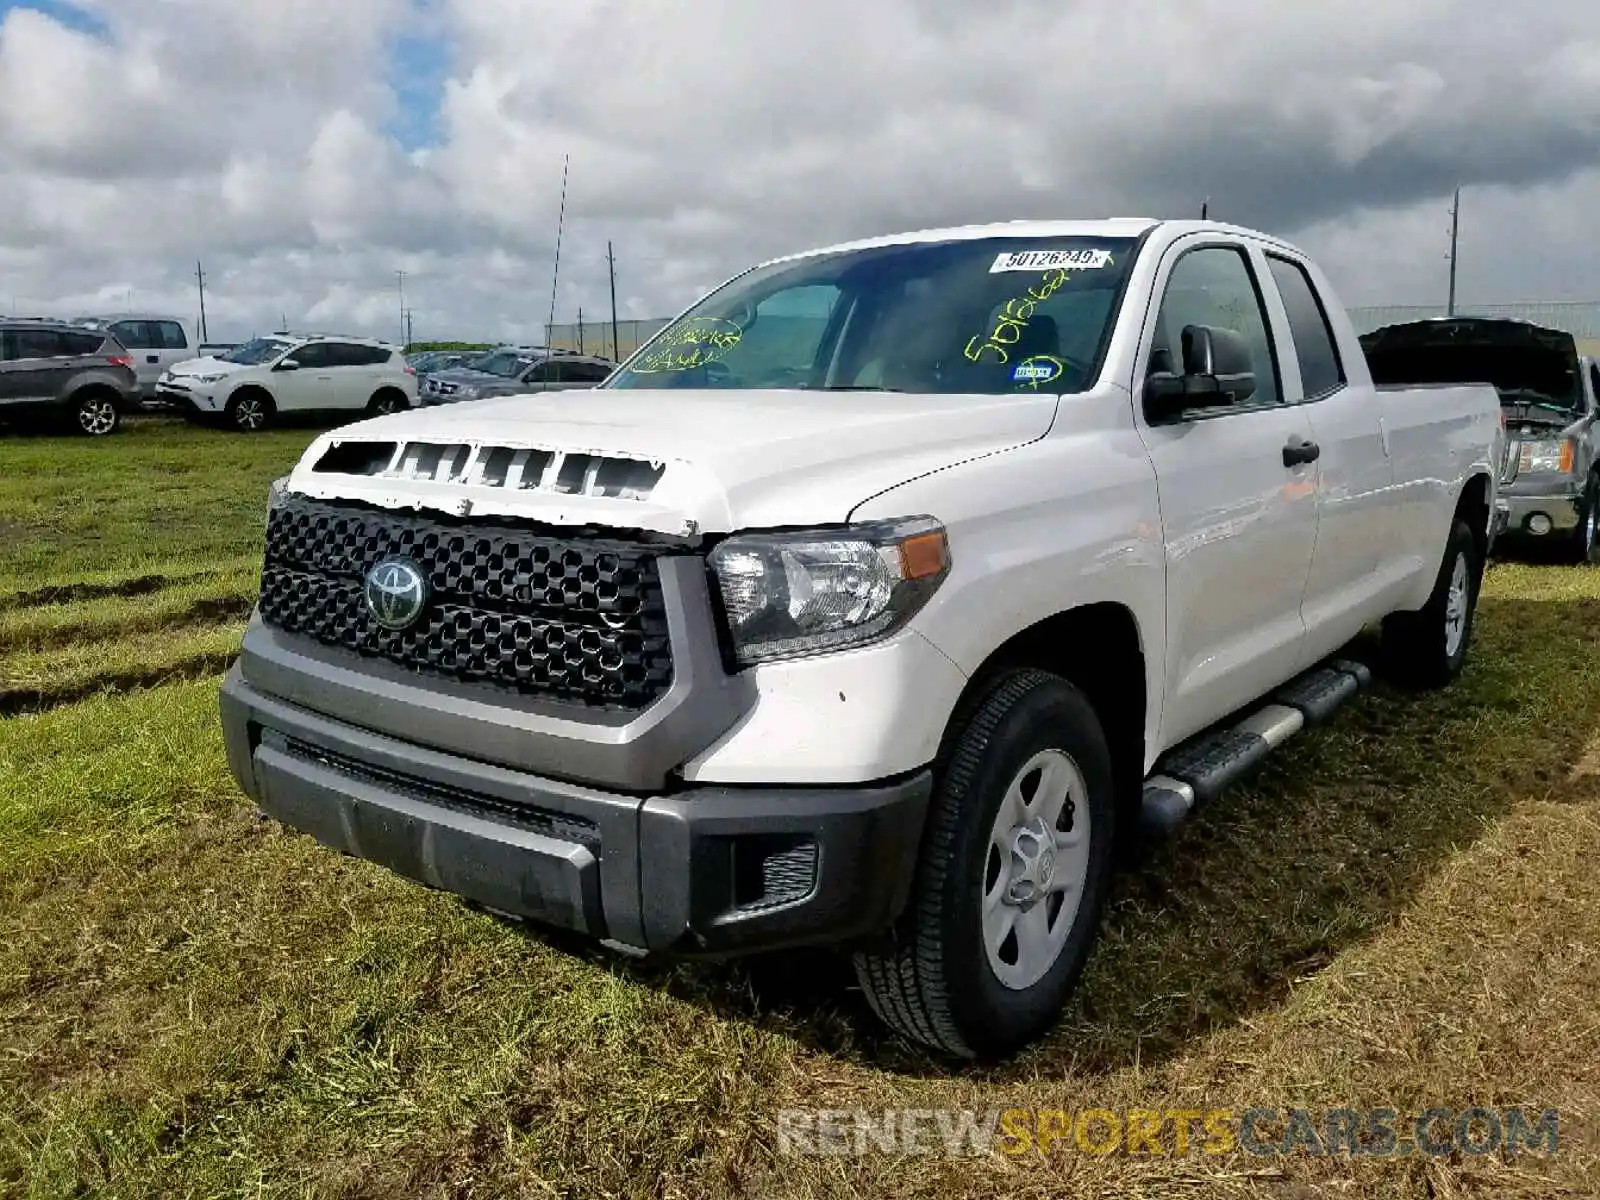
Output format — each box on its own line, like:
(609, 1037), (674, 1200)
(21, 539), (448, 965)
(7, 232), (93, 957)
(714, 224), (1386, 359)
(1, 0), (1599, 342)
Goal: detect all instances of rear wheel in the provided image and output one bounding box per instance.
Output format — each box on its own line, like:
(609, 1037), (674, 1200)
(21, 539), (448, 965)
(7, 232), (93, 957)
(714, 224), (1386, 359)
(224, 389), (274, 432)
(852, 669), (1115, 1059)
(1382, 517), (1480, 688)
(367, 388), (408, 416)
(70, 390), (120, 437)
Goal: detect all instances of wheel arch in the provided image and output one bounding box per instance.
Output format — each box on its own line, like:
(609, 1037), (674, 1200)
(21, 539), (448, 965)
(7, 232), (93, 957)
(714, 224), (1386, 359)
(939, 602), (1149, 834)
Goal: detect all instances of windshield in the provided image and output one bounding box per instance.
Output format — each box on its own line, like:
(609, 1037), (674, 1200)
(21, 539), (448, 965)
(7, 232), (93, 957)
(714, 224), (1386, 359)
(605, 236), (1139, 395)
(472, 350), (537, 378)
(223, 337), (293, 365)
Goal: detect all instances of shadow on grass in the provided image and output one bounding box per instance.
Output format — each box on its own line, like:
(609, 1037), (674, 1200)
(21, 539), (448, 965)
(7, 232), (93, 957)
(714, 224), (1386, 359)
(491, 588), (1600, 1079)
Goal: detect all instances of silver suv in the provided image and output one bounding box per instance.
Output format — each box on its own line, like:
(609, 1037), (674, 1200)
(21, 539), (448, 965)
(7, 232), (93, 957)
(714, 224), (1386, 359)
(0, 319), (139, 436)
(419, 348), (615, 406)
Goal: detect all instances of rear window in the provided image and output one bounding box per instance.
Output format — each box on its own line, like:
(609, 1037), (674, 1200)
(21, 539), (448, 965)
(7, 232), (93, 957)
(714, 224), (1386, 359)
(1267, 255), (1345, 399)
(60, 331), (106, 355)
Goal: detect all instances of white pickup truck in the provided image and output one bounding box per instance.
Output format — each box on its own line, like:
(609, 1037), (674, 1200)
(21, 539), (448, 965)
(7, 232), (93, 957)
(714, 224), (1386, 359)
(220, 219), (1502, 1059)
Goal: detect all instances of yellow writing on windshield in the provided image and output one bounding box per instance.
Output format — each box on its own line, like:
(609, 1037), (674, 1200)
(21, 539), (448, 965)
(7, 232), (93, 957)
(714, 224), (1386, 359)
(629, 317), (743, 373)
(964, 268), (1071, 365)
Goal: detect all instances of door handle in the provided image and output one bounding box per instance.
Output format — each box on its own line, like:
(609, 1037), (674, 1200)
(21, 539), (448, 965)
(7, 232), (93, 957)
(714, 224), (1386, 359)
(1282, 436), (1321, 467)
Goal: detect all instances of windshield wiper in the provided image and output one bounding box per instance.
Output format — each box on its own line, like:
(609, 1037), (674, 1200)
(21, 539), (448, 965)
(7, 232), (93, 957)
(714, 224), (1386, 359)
(816, 384), (906, 392)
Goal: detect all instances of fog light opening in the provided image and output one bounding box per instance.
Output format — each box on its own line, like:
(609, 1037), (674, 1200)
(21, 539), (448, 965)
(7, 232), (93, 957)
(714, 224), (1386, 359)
(1527, 513), (1553, 536)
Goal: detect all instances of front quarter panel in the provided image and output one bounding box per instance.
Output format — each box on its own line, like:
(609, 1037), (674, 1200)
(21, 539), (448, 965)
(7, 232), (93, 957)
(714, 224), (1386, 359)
(852, 384), (1166, 772)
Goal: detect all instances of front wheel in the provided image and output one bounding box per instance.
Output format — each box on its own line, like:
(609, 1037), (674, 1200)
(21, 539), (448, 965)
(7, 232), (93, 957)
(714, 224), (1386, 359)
(852, 669), (1115, 1059)
(1382, 516), (1480, 688)
(224, 390), (274, 432)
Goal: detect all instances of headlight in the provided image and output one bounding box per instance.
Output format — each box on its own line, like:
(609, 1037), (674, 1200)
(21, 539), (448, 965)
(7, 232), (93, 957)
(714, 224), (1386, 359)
(707, 517), (951, 665)
(1518, 439), (1574, 474)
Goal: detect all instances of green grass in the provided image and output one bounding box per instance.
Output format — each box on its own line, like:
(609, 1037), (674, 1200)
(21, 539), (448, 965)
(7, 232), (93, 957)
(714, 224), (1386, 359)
(1, 421), (1598, 1198)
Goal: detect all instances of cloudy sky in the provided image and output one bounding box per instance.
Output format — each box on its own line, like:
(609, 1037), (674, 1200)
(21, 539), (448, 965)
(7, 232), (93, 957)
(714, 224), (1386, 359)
(2, 0), (1599, 345)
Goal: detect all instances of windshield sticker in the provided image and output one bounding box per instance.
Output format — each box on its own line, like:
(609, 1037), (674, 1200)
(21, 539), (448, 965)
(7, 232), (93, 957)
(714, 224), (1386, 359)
(991, 248), (1112, 273)
(964, 268), (1071, 364)
(628, 316), (743, 373)
(1011, 356), (1064, 388)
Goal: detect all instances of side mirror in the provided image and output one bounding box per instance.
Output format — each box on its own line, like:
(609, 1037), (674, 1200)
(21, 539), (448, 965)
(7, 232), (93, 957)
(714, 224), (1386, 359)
(275, 358), (300, 372)
(1182, 324), (1256, 402)
(1144, 324), (1257, 422)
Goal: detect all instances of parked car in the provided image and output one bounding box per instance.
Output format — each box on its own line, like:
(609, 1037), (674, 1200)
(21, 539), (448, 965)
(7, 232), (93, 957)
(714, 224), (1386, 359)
(157, 333), (417, 431)
(0, 318), (138, 435)
(406, 351), (473, 376)
(418, 347), (615, 406)
(220, 218), (1503, 1059)
(1361, 317), (1600, 564)
(72, 314), (195, 408)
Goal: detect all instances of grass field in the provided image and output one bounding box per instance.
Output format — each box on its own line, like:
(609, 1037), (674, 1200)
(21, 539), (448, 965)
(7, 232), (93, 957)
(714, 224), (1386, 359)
(2, 418), (1598, 1198)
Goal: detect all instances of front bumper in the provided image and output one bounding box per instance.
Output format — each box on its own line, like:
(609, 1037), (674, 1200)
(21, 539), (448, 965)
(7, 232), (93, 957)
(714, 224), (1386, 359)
(219, 664), (931, 957)
(1495, 483), (1582, 540)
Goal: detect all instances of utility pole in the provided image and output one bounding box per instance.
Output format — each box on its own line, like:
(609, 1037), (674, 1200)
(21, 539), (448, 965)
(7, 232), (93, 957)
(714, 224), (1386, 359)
(403, 308), (415, 348)
(1201, 197), (1209, 219)
(577, 307), (584, 354)
(395, 269), (407, 345)
(195, 260), (209, 343)
(607, 240), (619, 361)
(546, 154), (570, 349)
(1446, 185), (1461, 317)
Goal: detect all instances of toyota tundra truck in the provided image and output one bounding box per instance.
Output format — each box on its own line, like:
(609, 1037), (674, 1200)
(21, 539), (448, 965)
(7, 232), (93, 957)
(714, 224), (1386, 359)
(219, 219), (1502, 1059)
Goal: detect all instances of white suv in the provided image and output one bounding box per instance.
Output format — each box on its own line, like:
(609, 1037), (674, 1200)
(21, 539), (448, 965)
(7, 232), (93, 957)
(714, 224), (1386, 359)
(157, 333), (417, 432)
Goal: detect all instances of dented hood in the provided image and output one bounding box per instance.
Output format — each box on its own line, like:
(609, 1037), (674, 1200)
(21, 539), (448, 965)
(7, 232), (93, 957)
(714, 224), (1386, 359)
(286, 388), (1058, 537)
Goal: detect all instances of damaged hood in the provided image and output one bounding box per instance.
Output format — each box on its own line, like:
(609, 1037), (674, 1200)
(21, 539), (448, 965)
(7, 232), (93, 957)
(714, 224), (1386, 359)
(285, 388), (1060, 537)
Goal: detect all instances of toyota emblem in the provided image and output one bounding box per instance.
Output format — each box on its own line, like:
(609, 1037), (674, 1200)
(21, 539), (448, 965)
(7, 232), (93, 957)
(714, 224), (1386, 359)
(363, 557), (428, 630)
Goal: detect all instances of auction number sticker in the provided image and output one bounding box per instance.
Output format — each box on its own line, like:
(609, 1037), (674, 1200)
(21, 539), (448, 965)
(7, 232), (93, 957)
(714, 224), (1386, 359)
(990, 248), (1113, 273)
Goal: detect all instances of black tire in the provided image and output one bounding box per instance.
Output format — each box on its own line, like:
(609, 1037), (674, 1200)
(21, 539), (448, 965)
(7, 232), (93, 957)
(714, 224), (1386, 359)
(69, 389), (120, 437)
(1569, 475), (1600, 566)
(1381, 516), (1480, 689)
(367, 388), (408, 416)
(852, 668), (1116, 1059)
(224, 389), (275, 432)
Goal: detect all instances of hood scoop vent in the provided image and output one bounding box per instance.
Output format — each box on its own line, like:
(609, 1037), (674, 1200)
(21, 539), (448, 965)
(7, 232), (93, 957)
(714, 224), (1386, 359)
(311, 439), (666, 501)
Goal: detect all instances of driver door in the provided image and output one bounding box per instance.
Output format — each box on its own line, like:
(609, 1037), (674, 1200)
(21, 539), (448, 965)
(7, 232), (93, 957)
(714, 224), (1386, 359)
(1137, 239), (1322, 748)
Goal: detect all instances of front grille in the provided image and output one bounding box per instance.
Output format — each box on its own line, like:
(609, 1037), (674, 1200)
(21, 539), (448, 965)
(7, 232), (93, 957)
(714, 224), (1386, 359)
(258, 495), (675, 709)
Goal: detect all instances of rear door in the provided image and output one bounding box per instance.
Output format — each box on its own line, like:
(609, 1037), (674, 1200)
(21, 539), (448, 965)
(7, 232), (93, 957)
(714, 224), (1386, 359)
(321, 342), (377, 409)
(1136, 239), (1321, 746)
(1260, 252), (1399, 656)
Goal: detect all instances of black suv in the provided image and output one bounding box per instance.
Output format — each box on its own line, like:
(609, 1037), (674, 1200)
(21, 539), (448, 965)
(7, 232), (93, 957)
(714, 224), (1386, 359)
(0, 319), (140, 436)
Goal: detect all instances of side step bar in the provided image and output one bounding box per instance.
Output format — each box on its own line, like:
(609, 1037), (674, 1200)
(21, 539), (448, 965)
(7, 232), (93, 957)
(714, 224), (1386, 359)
(1140, 658), (1372, 838)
